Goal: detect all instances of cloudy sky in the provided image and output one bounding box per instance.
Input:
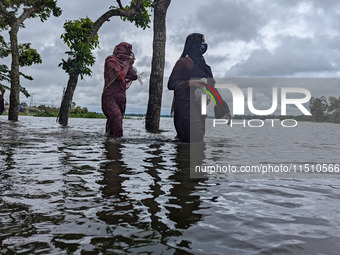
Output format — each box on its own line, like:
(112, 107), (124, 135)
(2, 0), (340, 115)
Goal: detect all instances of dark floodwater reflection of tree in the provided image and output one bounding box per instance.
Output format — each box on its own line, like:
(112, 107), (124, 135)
(97, 139), (207, 254)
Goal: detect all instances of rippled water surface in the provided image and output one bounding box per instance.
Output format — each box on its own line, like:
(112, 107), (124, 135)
(1, 116), (340, 254)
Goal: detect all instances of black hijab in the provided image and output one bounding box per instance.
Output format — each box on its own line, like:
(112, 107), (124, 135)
(180, 33), (212, 78)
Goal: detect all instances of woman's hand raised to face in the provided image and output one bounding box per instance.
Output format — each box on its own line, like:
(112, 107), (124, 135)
(127, 57), (135, 66)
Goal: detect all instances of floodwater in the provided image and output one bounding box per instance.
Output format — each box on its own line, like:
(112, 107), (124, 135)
(1, 116), (340, 254)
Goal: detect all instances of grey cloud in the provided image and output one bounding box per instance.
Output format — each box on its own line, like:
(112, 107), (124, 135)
(167, 32), (188, 49)
(205, 54), (230, 71)
(196, 1), (266, 43)
(164, 60), (173, 72)
(137, 56), (152, 68)
(273, 0), (303, 8)
(226, 35), (340, 77)
(309, 0), (340, 9)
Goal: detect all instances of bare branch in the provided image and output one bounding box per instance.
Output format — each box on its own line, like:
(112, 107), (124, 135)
(117, 0), (123, 9)
(88, 1), (145, 42)
(0, 2), (11, 17)
(17, 5), (39, 24)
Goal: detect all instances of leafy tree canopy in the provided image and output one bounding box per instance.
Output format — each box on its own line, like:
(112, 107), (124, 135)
(0, 0), (62, 26)
(0, 36), (41, 97)
(59, 0), (152, 80)
(309, 96), (340, 123)
(115, 0), (152, 29)
(0, 0), (60, 98)
(59, 17), (99, 79)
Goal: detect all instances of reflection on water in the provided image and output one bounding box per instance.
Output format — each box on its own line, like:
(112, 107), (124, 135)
(96, 140), (206, 254)
(1, 116), (340, 254)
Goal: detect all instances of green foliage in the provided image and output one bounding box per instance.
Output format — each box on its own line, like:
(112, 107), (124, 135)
(328, 96), (340, 112)
(19, 86), (30, 97)
(58, 0), (152, 82)
(68, 102), (93, 117)
(18, 43), (42, 66)
(34, 110), (106, 118)
(0, 64), (11, 84)
(117, 0), (152, 29)
(71, 105), (89, 114)
(309, 96), (340, 123)
(0, 36), (11, 57)
(34, 110), (58, 117)
(0, 36), (11, 88)
(37, 104), (58, 113)
(330, 109), (340, 124)
(0, 0), (62, 24)
(0, 38), (38, 97)
(0, 0), (61, 100)
(33, 0), (62, 22)
(34, 103), (101, 118)
(59, 17), (99, 79)
(23, 109), (107, 119)
(309, 96), (328, 122)
(69, 111), (106, 119)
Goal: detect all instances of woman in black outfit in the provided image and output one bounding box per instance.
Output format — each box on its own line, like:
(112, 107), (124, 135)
(168, 33), (230, 142)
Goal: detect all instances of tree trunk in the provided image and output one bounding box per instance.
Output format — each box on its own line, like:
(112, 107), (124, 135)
(2, 4), (39, 121)
(8, 25), (20, 121)
(145, 0), (171, 132)
(58, 71), (79, 126)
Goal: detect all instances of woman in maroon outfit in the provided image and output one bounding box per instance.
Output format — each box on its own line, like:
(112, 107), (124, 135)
(102, 42), (137, 137)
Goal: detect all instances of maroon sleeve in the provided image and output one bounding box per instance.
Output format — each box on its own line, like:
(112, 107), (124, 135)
(168, 58), (191, 92)
(105, 57), (124, 83)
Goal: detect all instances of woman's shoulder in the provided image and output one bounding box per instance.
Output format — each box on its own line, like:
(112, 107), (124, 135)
(176, 56), (194, 69)
(105, 56), (123, 70)
(105, 55), (118, 63)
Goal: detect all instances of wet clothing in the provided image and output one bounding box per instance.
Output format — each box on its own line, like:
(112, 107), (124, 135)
(168, 57), (208, 142)
(101, 42), (136, 137)
(168, 33), (229, 142)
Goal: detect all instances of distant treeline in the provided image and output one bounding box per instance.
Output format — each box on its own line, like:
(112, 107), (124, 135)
(232, 95), (340, 124)
(9, 96), (340, 124)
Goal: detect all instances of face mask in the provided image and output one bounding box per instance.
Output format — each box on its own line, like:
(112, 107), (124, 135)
(200, 43), (208, 54)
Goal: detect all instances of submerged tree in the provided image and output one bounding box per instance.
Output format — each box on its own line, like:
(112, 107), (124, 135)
(309, 96), (328, 122)
(145, 0), (171, 132)
(328, 96), (340, 113)
(0, 0), (62, 121)
(58, 0), (152, 126)
(328, 96), (340, 123)
(309, 95), (340, 123)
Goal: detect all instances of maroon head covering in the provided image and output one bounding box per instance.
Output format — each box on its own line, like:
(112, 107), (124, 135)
(104, 42), (135, 91)
(113, 42), (135, 62)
